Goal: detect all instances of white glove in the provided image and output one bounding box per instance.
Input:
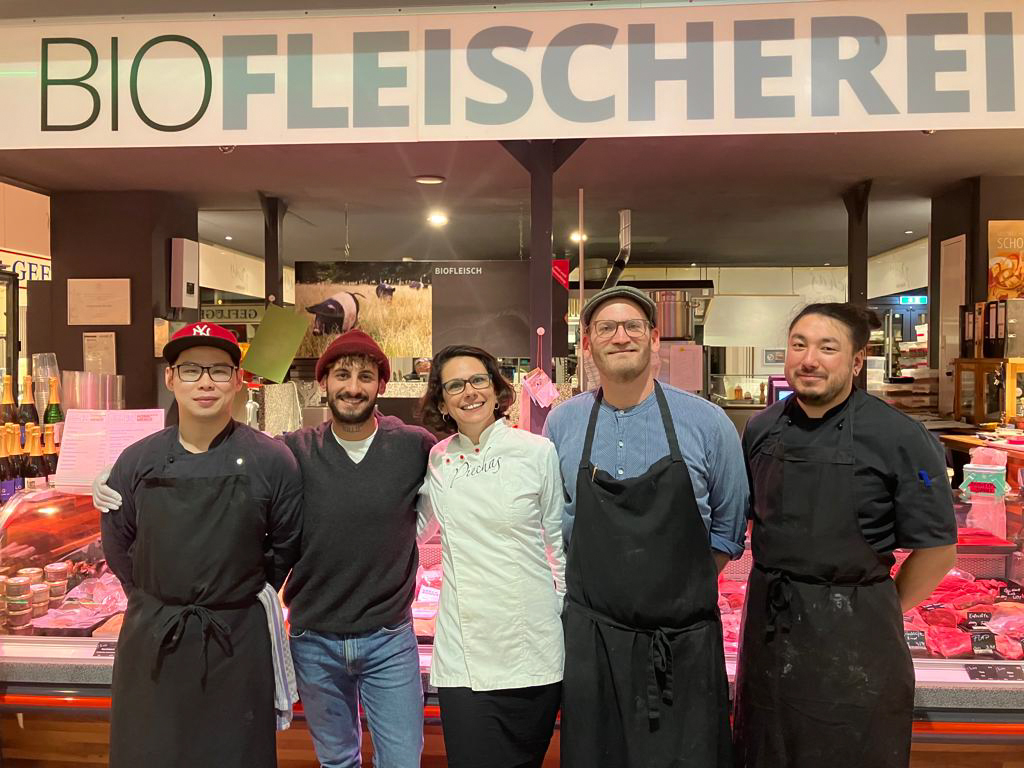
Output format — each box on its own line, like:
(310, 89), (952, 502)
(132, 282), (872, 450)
(91, 467), (123, 513)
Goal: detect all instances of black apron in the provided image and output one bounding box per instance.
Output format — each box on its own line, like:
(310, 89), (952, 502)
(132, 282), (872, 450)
(110, 451), (276, 768)
(733, 389), (915, 768)
(561, 382), (732, 768)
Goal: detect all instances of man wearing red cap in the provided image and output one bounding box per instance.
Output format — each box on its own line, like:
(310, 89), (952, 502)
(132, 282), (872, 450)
(98, 322), (303, 768)
(280, 329), (436, 768)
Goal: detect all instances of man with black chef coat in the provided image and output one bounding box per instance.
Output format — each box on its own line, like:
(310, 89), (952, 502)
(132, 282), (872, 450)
(733, 302), (957, 768)
(545, 285), (747, 768)
(100, 322), (303, 768)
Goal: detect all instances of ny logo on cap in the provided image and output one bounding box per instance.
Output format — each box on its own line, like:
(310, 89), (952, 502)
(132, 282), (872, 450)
(193, 324), (212, 336)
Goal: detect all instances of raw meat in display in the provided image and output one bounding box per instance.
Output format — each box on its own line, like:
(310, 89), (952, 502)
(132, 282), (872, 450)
(995, 634), (1024, 661)
(718, 577), (747, 612)
(919, 604), (959, 628)
(903, 610), (928, 630)
(925, 626), (973, 658)
(957, 528), (1013, 547)
(989, 615), (1024, 638)
(992, 601), (1024, 617)
(721, 613), (741, 655)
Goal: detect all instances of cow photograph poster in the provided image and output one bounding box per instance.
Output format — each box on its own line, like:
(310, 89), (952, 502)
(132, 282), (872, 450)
(295, 261), (432, 359)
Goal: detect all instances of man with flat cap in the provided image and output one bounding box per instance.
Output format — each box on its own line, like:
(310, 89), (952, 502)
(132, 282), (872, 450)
(544, 286), (748, 768)
(280, 329), (436, 768)
(99, 322), (303, 768)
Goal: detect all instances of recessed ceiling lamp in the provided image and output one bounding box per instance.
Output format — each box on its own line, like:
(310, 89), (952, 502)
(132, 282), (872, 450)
(415, 175), (445, 185)
(904, 230), (914, 235)
(570, 231), (588, 243)
(824, 262), (831, 266)
(225, 235), (233, 241)
(690, 262), (697, 267)
(427, 210), (449, 227)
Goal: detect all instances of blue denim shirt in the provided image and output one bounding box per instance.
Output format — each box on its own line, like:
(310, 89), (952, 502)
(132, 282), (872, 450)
(543, 384), (748, 557)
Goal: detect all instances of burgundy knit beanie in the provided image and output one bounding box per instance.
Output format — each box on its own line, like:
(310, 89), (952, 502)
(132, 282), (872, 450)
(314, 329), (391, 386)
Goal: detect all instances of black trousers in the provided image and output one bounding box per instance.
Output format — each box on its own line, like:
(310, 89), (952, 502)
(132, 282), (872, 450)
(438, 682), (561, 768)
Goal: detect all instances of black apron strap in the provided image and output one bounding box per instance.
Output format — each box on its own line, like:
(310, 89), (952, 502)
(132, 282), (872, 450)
(653, 380), (683, 462)
(579, 390), (604, 471)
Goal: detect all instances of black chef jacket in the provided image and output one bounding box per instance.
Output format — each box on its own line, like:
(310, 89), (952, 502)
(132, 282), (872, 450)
(742, 389), (957, 555)
(102, 420), (303, 590)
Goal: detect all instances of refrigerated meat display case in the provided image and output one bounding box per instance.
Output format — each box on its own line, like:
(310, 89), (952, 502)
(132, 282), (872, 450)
(0, 488), (1021, 766)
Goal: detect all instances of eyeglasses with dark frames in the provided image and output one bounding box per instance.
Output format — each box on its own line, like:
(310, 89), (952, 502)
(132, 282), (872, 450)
(589, 319), (651, 340)
(172, 363), (238, 383)
(442, 373), (493, 396)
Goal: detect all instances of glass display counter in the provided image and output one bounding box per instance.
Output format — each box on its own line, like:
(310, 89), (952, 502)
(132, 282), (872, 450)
(0, 488), (1020, 765)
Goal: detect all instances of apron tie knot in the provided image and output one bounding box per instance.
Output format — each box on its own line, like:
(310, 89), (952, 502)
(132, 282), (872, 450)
(646, 629), (674, 726)
(153, 604), (234, 682)
(765, 571), (798, 639)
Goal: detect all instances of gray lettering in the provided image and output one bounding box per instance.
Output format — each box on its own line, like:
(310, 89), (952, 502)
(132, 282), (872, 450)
(542, 23), (616, 123)
(734, 19), (796, 119)
(223, 35), (276, 130)
(466, 26), (533, 125)
(425, 29), (452, 126)
(287, 34), (348, 129)
(353, 31), (410, 128)
(811, 16), (898, 116)
(907, 13), (969, 114)
(628, 23), (713, 121)
(985, 12), (1015, 113)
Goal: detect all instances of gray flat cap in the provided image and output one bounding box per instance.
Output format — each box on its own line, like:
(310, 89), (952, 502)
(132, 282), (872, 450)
(582, 285), (657, 328)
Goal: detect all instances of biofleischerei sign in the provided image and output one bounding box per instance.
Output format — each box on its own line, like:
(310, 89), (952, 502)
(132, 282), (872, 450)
(4, 1), (1022, 148)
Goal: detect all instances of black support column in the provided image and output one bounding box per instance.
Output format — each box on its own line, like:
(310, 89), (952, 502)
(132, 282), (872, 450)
(500, 138), (584, 432)
(843, 180), (871, 307)
(260, 193), (286, 305)
(844, 180), (871, 389)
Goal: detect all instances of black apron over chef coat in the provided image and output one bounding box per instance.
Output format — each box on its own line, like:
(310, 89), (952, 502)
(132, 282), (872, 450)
(109, 425), (277, 768)
(561, 381), (732, 768)
(733, 388), (915, 768)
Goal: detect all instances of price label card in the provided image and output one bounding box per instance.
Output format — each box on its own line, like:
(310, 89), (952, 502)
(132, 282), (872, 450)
(999, 582), (1024, 602)
(964, 664), (999, 680)
(93, 641), (117, 658)
(995, 665), (1024, 681)
(904, 630), (926, 650)
(971, 631), (997, 656)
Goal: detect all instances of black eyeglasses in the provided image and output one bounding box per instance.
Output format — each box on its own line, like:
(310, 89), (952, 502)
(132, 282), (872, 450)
(442, 374), (492, 396)
(589, 319), (651, 340)
(172, 363), (238, 382)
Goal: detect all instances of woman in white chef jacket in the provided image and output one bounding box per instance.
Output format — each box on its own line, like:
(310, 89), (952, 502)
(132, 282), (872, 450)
(418, 344), (565, 768)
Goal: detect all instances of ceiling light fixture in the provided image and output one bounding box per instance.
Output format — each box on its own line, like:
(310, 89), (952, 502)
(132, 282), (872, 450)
(225, 235), (233, 241)
(427, 210), (449, 227)
(415, 175), (446, 185)
(824, 262), (831, 266)
(690, 262), (697, 267)
(570, 231), (588, 243)
(904, 230), (914, 235)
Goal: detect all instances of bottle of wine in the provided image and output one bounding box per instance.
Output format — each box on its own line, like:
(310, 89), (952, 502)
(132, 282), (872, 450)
(16, 375), (39, 446)
(42, 425), (59, 477)
(0, 425), (13, 504)
(22, 427), (48, 491)
(6, 424), (24, 493)
(0, 376), (18, 427)
(44, 377), (64, 447)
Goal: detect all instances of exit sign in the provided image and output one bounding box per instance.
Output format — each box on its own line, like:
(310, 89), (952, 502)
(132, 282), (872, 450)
(899, 296), (927, 305)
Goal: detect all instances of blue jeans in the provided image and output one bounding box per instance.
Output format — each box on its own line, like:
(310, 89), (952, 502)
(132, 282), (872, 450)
(290, 620), (424, 768)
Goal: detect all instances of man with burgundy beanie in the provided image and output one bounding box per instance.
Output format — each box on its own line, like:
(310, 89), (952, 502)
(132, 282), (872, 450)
(281, 329), (436, 768)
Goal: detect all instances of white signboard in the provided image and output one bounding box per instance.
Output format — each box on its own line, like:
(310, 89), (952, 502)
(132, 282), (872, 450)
(0, 1), (1020, 149)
